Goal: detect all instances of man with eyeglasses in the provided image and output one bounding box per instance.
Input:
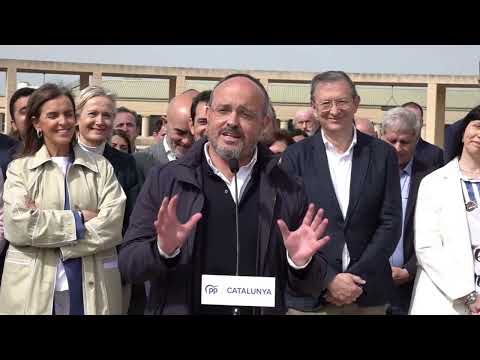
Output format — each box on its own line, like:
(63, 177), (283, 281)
(281, 71), (402, 315)
(119, 74), (331, 315)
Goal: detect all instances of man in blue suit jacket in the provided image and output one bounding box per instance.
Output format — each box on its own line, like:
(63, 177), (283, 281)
(0, 133), (18, 179)
(380, 107), (437, 315)
(282, 71), (402, 314)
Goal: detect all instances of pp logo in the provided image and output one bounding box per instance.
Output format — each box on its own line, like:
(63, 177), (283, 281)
(205, 285), (219, 295)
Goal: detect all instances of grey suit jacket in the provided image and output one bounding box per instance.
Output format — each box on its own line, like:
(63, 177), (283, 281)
(145, 142), (169, 165)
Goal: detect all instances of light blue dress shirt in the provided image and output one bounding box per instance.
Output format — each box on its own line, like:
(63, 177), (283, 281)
(390, 159), (413, 267)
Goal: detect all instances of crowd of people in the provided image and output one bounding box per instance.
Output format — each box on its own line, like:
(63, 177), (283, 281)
(0, 69), (478, 315)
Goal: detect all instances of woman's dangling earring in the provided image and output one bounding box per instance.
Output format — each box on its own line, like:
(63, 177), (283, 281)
(36, 128), (43, 138)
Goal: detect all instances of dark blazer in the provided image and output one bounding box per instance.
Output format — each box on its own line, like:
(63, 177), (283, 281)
(0, 134), (18, 283)
(444, 119), (464, 163)
(390, 157), (435, 309)
(118, 139), (330, 315)
(102, 143), (140, 235)
(133, 151), (158, 186)
(281, 131), (402, 307)
(0, 134), (18, 178)
(414, 137), (444, 171)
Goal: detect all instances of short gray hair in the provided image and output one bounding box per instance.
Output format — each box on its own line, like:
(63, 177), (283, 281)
(381, 107), (421, 137)
(310, 71), (358, 103)
(76, 85), (117, 116)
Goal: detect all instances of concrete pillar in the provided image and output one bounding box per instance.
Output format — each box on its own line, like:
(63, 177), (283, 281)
(80, 73), (90, 90)
(168, 75), (187, 99)
(90, 71), (102, 86)
(175, 75), (186, 97)
(4, 66), (17, 134)
(141, 116), (150, 137)
(280, 119), (289, 130)
(168, 77), (176, 100)
(425, 83), (446, 148)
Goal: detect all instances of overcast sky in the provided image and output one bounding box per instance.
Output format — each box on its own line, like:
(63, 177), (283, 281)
(1, 45), (479, 76)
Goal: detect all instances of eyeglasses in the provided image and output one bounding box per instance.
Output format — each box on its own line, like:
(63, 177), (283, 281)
(315, 98), (353, 111)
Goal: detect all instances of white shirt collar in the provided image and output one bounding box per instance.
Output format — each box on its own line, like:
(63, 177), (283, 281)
(163, 136), (176, 162)
(203, 142), (258, 180)
(321, 125), (357, 156)
(78, 139), (106, 155)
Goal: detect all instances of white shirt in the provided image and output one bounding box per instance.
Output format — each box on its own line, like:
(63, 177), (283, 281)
(163, 137), (177, 162)
(51, 156), (71, 292)
(321, 126), (357, 272)
(203, 142), (257, 203)
(157, 142), (308, 269)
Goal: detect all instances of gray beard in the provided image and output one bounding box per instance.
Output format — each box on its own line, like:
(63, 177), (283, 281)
(166, 135), (184, 159)
(210, 139), (243, 161)
(307, 123), (320, 137)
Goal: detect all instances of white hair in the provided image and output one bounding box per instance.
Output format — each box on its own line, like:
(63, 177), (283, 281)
(381, 107), (421, 137)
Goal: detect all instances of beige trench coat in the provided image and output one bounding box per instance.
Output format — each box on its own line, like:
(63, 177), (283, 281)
(0, 144), (126, 315)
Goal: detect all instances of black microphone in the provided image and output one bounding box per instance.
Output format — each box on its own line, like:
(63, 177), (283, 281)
(228, 158), (240, 174)
(228, 158), (240, 316)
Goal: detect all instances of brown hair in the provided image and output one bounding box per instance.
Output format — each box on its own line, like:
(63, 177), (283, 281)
(19, 83), (76, 158)
(111, 129), (132, 153)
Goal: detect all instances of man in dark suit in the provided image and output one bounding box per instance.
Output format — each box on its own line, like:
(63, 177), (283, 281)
(0, 87), (36, 283)
(380, 107), (435, 315)
(282, 71), (402, 315)
(0, 133), (18, 283)
(0, 133), (18, 179)
(402, 102), (444, 170)
(1, 87), (36, 177)
(444, 118), (464, 163)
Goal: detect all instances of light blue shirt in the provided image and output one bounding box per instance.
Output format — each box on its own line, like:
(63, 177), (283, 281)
(390, 158), (413, 267)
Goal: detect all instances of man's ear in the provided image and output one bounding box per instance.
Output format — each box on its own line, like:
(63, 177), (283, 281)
(189, 118), (194, 136)
(352, 95), (361, 114)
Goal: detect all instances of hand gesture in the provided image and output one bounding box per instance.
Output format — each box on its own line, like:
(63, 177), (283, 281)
(25, 196), (37, 210)
(391, 266), (409, 285)
(325, 273), (365, 306)
(154, 195), (202, 256)
(277, 203), (330, 267)
(81, 210), (98, 223)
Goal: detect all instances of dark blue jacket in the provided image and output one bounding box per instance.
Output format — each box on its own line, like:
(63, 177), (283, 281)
(0, 133), (18, 179)
(0, 133), (18, 283)
(389, 157), (435, 311)
(102, 143), (139, 235)
(281, 131), (402, 307)
(119, 138), (330, 315)
(414, 137), (444, 171)
(444, 119), (464, 163)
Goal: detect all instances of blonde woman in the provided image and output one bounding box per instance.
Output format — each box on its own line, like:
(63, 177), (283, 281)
(0, 83), (126, 314)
